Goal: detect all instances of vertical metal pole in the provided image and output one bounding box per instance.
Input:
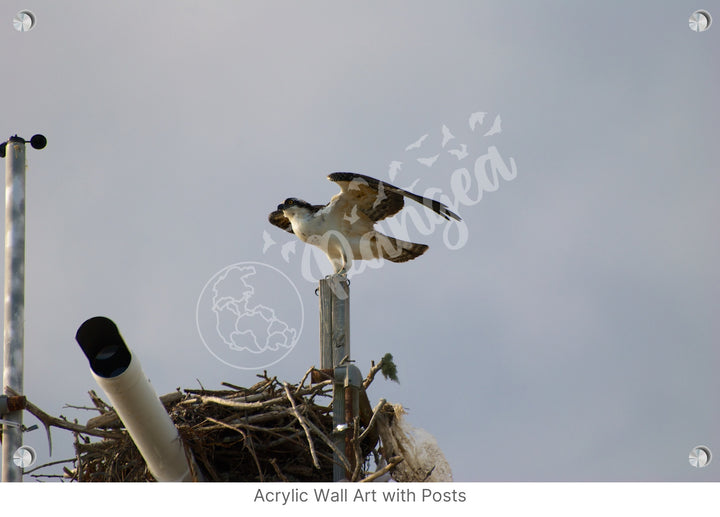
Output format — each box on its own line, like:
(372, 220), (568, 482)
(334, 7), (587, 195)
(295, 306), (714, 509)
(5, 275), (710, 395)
(319, 279), (333, 369)
(2, 137), (26, 482)
(318, 276), (351, 481)
(318, 276), (350, 368)
(330, 278), (350, 366)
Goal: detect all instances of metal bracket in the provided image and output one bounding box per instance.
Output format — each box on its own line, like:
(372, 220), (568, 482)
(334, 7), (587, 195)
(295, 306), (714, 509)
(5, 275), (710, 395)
(333, 363), (363, 388)
(0, 395), (35, 433)
(0, 422), (38, 434)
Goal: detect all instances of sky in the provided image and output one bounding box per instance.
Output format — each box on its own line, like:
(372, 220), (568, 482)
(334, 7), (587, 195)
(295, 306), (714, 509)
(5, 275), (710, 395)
(1, 1), (719, 483)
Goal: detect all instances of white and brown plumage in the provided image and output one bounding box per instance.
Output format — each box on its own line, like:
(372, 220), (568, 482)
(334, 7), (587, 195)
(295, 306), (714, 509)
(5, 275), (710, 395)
(268, 172), (461, 274)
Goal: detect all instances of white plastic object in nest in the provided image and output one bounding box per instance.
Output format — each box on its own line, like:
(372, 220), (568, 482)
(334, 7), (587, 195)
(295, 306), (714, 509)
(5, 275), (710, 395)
(386, 404), (453, 482)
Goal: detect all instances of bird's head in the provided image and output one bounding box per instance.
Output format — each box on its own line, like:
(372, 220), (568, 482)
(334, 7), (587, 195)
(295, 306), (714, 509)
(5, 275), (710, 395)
(277, 197), (313, 217)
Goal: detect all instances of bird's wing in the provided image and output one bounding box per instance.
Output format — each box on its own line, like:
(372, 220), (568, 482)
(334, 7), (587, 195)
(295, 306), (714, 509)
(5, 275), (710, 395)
(268, 210), (294, 233)
(327, 172), (461, 222)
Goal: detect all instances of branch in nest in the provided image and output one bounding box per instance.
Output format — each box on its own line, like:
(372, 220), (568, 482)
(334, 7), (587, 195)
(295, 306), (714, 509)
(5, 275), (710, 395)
(282, 382), (320, 469)
(359, 456), (403, 483)
(269, 458), (289, 482)
(358, 398), (386, 443)
(6, 388), (123, 457)
(85, 391), (183, 429)
(21, 458), (75, 476)
(363, 354), (399, 389)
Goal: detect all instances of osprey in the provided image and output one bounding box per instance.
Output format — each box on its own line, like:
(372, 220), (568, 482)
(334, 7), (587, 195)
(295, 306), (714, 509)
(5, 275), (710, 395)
(268, 172), (461, 274)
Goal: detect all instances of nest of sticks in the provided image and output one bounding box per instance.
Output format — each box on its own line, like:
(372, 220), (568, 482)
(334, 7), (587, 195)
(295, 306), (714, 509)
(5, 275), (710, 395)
(22, 359), (406, 482)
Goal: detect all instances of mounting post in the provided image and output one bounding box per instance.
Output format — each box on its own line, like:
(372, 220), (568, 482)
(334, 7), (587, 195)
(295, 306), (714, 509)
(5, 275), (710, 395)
(319, 275), (361, 480)
(1, 134), (45, 482)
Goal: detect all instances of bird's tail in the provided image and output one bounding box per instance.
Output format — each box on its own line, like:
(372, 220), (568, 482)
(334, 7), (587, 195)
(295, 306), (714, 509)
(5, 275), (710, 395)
(366, 232), (428, 263)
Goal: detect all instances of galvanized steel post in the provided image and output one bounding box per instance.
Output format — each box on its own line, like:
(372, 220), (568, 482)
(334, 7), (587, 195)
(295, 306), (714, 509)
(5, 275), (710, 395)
(319, 275), (358, 481)
(2, 136), (27, 482)
(1, 134), (45, 482)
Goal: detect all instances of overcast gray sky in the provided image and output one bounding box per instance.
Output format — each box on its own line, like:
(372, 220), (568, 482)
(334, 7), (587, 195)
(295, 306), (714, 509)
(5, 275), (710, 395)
(1, 1), (719, 482)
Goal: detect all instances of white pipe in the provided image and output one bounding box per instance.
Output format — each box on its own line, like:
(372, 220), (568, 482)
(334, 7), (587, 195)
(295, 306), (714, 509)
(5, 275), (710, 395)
(76, 317), (195, 482)
(92, 355), (193, 482)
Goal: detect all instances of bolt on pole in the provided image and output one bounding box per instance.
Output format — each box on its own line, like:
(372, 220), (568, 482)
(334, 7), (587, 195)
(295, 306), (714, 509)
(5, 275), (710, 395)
(1, 134), (45, 482)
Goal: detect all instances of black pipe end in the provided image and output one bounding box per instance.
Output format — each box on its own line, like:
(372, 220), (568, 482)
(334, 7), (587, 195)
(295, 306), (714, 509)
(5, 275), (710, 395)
(75, 316), (132, 378)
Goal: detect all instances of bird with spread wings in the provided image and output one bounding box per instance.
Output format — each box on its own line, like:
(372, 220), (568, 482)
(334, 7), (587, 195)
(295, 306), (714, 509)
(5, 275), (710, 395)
(268, 172), (461, 275)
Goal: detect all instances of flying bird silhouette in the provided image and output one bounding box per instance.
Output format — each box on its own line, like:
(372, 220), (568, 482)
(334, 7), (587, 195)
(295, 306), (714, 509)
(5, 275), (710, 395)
(441, 125), (455, 147)
(417, 154), (440, 167)
(372, 180), (388, 210)
(344, 204), (360, 224)
(405, 134), (429, 151)
(262, 230), (276, 253)
(387, 160), (402, 181)
(483, 115), (502, 136)
(469, 111), (487, 131)
(280, 240), (296, 262)
(448, 144), (468, 160)
(268, 173), (461, 274)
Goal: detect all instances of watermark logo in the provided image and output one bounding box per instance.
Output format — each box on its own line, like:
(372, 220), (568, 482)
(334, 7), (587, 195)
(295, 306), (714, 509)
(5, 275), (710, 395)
(263, 110), (517, 281)
(196, 262), (304, 369)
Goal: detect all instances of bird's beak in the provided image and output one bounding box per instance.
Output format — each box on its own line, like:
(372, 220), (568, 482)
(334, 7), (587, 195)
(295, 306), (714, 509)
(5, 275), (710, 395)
(277, 203), (285, 211)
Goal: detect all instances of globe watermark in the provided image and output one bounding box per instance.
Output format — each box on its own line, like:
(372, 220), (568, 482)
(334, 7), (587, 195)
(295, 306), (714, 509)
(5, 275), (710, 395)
(196, 262), (304, 369)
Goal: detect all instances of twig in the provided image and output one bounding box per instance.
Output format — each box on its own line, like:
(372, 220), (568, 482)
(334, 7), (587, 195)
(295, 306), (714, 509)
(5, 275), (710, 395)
(363, 360), (384, 390)
(187, 394), (287, 411)
(203, 417), (265, 480)
(88, 390), (112, 413)
(358, 398), (386, 443)
(282, 382), (320, 469)
(265, 430), (306, 448)
(351, 416), (363, 481)
(359, 456), (403, 483)
(30, 473), (67, 480)
(295, 380), (332, 398)
(244, 432), (265, 482)
(22, 458), (75, 475)
(185, 433), (220, 482)
(74, 432), (82, 482)
(297, 409), (353, 473)
(6, 388), (123, 455)
(62, 404), (103, 412)
(269, 458), (289, 482)
(421, 465), (436, 481)
(182, 440), (202, 482)
(220, 381), (245, 391)
(250, 375), (276, 392)
(296, 366), (315, 391)
(184, 390), (269, 402)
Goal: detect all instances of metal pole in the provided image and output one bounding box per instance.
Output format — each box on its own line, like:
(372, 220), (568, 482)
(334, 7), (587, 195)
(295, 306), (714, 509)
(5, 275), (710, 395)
(319, 275), (354, 481)
(319, 276), (350, 368)
(330, 277), (350, 365)
(319, 279), (333, 370)
(2, 136), (26, 482)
